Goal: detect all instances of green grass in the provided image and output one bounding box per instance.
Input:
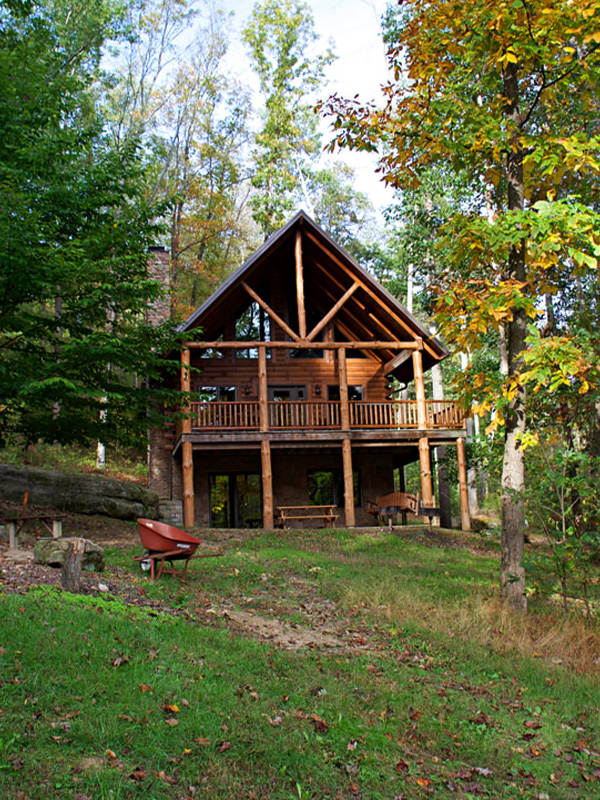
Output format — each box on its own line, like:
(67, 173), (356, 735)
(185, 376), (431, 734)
(1, 527), (599, 799)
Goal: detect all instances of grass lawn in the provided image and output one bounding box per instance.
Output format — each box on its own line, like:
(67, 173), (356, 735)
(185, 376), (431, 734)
(1, 525), (599, 799)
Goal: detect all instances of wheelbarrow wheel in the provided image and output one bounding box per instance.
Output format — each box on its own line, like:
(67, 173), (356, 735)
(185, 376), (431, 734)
(140, 551), (152, 572)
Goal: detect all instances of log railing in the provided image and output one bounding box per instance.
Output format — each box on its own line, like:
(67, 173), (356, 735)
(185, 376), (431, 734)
(189, 400), (464, 431)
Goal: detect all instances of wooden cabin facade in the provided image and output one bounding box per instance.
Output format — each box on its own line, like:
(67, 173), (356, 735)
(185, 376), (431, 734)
(148, 212), (470, 530)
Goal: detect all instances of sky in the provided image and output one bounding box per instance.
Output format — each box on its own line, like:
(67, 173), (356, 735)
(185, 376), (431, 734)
(219, 0), (395, 212)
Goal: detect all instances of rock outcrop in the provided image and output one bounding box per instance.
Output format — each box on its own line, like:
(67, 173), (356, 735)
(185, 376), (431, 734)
(0, 465), (158, 520)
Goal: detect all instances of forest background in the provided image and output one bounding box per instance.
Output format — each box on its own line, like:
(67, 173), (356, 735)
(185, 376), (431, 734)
(1, 0), (600, 612)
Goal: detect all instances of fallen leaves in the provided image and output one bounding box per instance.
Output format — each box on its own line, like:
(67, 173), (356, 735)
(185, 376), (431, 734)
(310, 713), (329, 733)
(111, 649), (129, 668)
(262, 714), (283, 726)
(157, 770), (178, 784)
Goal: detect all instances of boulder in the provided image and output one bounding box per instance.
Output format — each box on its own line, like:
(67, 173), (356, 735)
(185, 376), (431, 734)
(0, 464), (158, 520)
(34, 537), (105, 571)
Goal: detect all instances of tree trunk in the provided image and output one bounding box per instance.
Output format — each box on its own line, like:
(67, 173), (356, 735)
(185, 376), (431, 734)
(500, 59), (527, 612)
(62, 538), (85, 593)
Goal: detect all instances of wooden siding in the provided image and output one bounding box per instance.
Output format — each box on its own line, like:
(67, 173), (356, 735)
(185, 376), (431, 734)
(190, 354), (391, 402)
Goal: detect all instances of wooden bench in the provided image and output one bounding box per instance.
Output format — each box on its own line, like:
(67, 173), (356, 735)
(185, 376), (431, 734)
(275, 505), (339, 529)
(1, 513), (64, 552)
(367, 492), (420, 530)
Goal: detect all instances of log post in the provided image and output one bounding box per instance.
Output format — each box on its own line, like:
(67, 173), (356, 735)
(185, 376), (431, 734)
(457, 437), (471, 532)
(258, 347), (268, 432)
(418, 437), (434, 507)
(258, 347), (273, 528)
(412, 343), (428, 429)
(261, 440), (274, 529)
(62, 538), (85, 593)
(181, 348), (195, 526)
(182, 442), (194, 527)
(342, 438), (355, 528)
(295, 230), (306, 339)
(338, 346), (350, 431)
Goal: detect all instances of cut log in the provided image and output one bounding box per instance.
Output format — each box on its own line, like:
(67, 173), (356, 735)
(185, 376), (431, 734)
(62, 537), (85, 593)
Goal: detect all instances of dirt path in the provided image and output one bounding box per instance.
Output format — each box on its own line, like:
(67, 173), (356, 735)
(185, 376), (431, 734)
(0, 502), (377, 653)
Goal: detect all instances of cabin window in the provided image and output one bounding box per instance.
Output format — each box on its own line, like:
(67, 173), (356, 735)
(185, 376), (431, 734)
(198, 332), (224, 359)
(268, 386), (306, 401)
(197, 386), (237, 401)
(210, 473), (262, 528)
(327, 385), (363, 401)
(235, 301), (270, 358)
(307, 469), (361, 507)
(334, 329), (367, 358)
(289, 346), (324, 359)
(288, 299), (324, 358)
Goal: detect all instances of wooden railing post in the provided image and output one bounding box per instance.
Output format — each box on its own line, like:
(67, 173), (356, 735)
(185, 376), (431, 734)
(181, 347), (195, 526)
(412, 342), (428, 429)
(258, 347), (268, 432)
(338, 347), (350, 431)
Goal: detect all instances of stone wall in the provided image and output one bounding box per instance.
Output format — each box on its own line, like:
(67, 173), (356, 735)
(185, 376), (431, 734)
(0, 465), (159, 520)
(146, 246), (170, 326)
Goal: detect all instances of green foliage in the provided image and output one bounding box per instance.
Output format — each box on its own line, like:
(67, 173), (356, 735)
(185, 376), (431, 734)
(0, 0), (183, 447)
(243, 0), (334, 236)
(524, 438), (600, 616)
(308, 162), (376, 260)
(2, 529), (600, 798)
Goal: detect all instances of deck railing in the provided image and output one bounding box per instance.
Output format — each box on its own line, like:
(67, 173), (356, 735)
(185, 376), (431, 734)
(189, 400), (464, 431)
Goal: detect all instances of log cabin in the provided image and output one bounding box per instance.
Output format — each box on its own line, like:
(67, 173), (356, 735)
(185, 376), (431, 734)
(148, 211), (470, 530)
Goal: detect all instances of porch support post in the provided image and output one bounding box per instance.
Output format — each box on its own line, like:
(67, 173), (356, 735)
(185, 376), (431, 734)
(418, 436), (434, 507)
(338, 346), (350, 430)
(258, 347), (273, 528)
(261, 439), (274, 529)
(342, 438), (355, 528)
(181, 347), (195, 526)
(456, 436), (471, 531)
(412, 342), (428, 429)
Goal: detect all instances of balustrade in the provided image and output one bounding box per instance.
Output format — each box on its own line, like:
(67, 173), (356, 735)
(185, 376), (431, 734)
(188, 400), (464, 431)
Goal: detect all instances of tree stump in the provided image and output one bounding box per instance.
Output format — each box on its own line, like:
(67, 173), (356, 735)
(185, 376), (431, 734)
(61, 537), (85, 592)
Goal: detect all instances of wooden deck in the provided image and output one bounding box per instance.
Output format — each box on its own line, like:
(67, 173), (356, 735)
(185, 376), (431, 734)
(188, 399), (464, 431)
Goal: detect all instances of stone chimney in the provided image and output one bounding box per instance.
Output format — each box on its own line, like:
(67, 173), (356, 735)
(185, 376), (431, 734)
(147, 246), (171, 325)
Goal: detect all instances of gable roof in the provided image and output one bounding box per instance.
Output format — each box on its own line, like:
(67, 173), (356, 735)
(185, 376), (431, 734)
(180, 211), (448, 381)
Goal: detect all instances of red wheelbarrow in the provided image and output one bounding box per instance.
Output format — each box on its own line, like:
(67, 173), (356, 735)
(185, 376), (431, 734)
(133, 519), (221, 580)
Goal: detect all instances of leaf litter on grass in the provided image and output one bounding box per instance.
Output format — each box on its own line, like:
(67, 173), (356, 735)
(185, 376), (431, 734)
(2, 525), (600, 799)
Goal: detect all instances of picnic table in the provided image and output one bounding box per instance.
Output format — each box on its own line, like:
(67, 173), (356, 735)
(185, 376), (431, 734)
(1, 512), (64, 551)
(275, 504), (339, 529)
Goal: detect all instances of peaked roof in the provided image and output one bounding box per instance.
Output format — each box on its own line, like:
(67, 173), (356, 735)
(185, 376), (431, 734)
(180, 211), (448, 381)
